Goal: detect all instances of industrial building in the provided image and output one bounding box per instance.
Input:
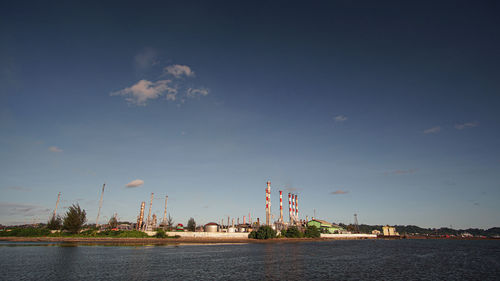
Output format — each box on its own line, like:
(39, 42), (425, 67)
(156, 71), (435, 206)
(307, 219), (345, 234)
(204, 222), (218, 232)
(382, 225), (399, 236)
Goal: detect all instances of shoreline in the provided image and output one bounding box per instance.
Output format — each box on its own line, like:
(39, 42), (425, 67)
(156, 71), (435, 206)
(1, 236), (496, 244)
(0, 236), (370, 244)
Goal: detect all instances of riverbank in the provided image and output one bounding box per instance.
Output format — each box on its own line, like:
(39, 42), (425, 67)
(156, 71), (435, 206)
(0, 236), (377, 244)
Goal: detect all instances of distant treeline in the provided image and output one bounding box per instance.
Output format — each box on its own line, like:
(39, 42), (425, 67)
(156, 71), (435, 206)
(339, 223), (500, 237)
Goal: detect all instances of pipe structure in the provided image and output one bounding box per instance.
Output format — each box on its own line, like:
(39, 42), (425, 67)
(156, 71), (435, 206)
(96, 183), (105, 227)
(162, 196), (168, 225)
(137, 201), (145, 230)
(292, 194), (295, 224)
(146, 193), (154, 231)
(279, 190), (283, 222)
(243, 216), (246, 225)
(53, 192), (61, 218)
(288, 193), (292, 223)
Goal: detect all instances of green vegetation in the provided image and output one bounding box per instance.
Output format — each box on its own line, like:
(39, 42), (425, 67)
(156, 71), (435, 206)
(304, 225), (321, 238)
(63, 204), (87, 234)
(283, 226), (302, 238)
(187, 217), (196, 232)
(47, 214), (62, 230)
(248, 225), (276, 239)
(0, 227), (51, 237)
(155, 229), (167, 238)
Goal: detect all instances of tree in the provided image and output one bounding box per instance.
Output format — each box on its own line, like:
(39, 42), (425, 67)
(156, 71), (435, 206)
(47, 214), (62, 230)
(304, 225), (320, 238)
(63, 204), (87, 234)
(108, 215), (118, 229)
(285, 226), (302, 238)
(248, 226), (276, 239)
(187, 217), (196, 232)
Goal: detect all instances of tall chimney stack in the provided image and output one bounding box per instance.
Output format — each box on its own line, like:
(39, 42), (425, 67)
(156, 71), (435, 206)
(146, 193), (154, 231)
(295, 194), (298, 222)
(137, 201), (145, 230)
(279, 190), (283, 222)
(162, 195), (168, 226)
(266, 181), (271, 225)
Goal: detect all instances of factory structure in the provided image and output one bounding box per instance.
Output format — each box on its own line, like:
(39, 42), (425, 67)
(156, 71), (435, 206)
(63, 180), (359, 236)
(124, 180), (349, 235)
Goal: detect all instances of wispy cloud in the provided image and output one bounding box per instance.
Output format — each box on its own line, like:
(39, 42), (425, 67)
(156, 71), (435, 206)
(334, 115), (348, 122)
(0, 202), (51, 217)
(4, 186), (31, 192)
(331, 190), (349, 195)
(423, 126), (441, 134)
(284, 187), (300, 192)
(134, 47), (158, 70)
(385, 168), (418, 175)
(48, 146), (63, 152)
(455, 122), (479, 130)
(111, 79), (176, 106)
(186, 87), (209, 98)
(125, 179), (144, 188)
(164, 64), (195, 78)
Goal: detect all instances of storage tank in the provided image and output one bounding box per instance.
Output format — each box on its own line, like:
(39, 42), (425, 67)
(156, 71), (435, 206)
(204, 222), (218, 232)
(227, 227), (236, 233)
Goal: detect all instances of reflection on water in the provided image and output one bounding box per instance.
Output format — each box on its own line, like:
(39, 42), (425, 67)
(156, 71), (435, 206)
(1, 240), (499, 280)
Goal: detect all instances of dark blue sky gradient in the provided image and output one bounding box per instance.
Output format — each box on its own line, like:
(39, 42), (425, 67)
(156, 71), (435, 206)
(1, 1), (499, 228)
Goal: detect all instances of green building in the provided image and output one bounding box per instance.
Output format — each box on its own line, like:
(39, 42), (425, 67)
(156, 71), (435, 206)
(307, 219), (345, 234)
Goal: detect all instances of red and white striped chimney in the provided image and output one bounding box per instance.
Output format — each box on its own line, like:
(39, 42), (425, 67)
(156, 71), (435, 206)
(279, 190), (283, 222)
(288, 193), (292, 223)
(266, 181), (271, 225)
(295, 194), (298, 220)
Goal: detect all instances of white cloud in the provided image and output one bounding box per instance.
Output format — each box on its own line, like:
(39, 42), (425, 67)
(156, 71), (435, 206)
(134, 48), (158, 70)
(111, 79), (176, 106)
(334, 115), (348, 122)
(48, 146), (62, 153)
(164, 64), (195, 78)
(125, 179), (144, 188)
(423, 126), (441, 134)
(455, 122), (479, 130)
(186, 87), (209, 98)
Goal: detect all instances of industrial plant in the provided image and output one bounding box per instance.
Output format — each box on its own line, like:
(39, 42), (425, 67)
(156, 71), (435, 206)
(39, 180), (381, 239)
(124, 180), (357, 237)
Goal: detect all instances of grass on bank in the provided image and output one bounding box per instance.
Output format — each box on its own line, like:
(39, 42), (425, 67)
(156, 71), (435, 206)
(0, 228), (180, 238)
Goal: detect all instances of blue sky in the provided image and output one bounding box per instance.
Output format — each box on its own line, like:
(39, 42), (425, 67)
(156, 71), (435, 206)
(1, 1), (499, 229)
